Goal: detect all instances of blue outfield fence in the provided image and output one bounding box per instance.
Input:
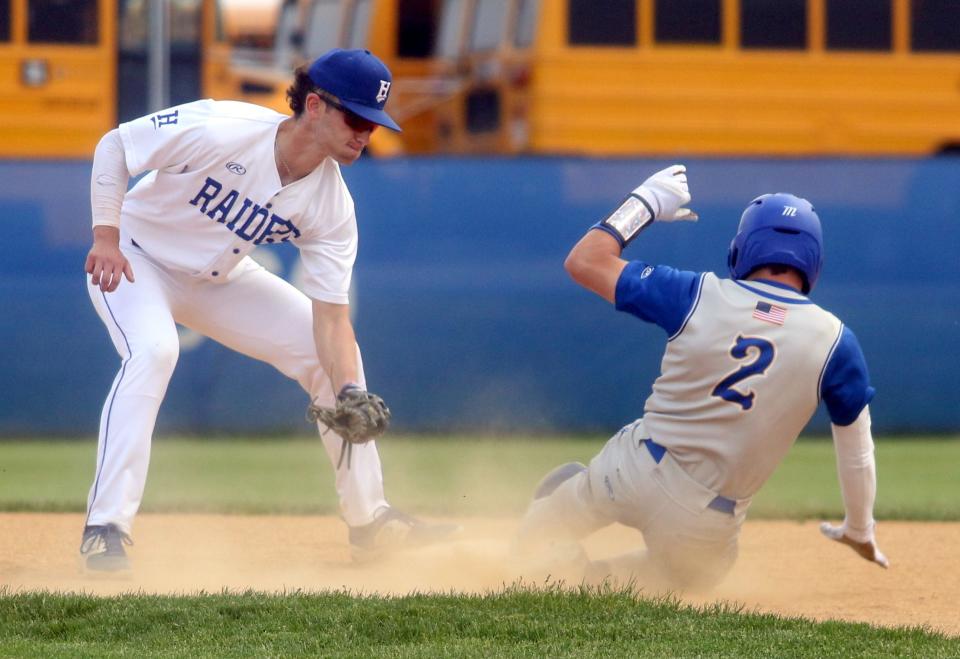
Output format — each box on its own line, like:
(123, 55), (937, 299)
(0, 157), (958, 435)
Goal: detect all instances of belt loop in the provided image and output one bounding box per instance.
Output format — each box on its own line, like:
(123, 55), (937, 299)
(707, 495), (736, 516)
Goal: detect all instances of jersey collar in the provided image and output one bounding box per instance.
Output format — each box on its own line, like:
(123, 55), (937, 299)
(734, 279), (813, 305)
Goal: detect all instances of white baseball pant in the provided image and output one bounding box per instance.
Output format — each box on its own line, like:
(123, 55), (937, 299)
(85, 242), (389, 533)
(519, 420), (747, 590)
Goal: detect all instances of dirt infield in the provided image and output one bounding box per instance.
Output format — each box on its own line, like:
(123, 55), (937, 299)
(1, 513), (956, 637)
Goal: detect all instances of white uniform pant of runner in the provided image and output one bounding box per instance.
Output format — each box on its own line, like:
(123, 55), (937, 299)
(523, 420), (747, 591)
(85, 245), (388, 534)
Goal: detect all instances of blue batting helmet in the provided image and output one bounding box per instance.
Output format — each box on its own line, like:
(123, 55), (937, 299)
(727, 193), (823, 294)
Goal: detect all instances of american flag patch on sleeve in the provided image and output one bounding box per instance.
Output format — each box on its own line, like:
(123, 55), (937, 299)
(753, 301), (787, 325)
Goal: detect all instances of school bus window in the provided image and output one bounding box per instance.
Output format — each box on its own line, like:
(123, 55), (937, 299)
(346, 0), (373, 49)
(437, 0), (467, 57)
(119, 0), (146, 49)
(269, 0), (299, 69)
(304, 0), (341, 59)
(0, 0), (10, 42)
(170, 0), (201, 43)
(568, 0), (635, 46)
(398, 0), (437, 57)
(466, 89), (499, 133)
(28, 0), (98, 43)
(514, 0), (538, 48)
(471, 0), (508, 52)
(118, 0), (200, 51)
(213, 0), (225, 43)
(827, 0), (890, 51)
(912, 0), (960, 52)
(117, 0), (202, 121)
(655, 0), (719, 45)
(740, 0), (805, 50)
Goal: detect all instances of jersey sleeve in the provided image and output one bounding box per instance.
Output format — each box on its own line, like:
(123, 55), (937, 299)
(614, 261), (703, 336)
(294, 211), (358, 304)
(821, 326), (876, 426)
(117, 100), (215, 176)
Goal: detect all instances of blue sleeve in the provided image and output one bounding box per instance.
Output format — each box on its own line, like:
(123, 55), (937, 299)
(821, 326), (876, 426)
(614, 261), (702, 336)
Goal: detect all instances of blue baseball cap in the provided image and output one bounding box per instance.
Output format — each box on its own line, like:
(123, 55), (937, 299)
(307, 48), (401, 132)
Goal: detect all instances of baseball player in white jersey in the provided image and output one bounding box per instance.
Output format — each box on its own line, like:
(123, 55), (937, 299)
(514, 165), (887, 590)
(80, 48), (457, 571)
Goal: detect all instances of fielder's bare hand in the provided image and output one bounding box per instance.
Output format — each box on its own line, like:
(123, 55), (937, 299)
(86, 225), (135, 293)
(819, 521), (889, 568)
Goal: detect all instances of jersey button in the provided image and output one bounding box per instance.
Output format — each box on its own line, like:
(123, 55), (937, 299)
(212, 271), (219, 277)
(233, 248), (240, 254)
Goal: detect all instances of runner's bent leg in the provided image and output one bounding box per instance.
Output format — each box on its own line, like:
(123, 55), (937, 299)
(586, 425), (743, 591)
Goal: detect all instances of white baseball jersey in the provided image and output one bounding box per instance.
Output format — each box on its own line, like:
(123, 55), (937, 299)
(615, 262), (875, 500)
(119, 99), (356, 303)
(83, 100), (391, 535)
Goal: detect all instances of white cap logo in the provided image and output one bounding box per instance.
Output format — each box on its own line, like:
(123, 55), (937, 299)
(376, 80), (391, 103)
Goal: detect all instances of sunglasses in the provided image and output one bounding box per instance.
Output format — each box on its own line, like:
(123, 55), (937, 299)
(318, 93), (379, 133)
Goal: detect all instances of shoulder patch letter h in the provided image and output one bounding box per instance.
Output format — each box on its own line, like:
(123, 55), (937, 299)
(151, 110), (179, 129)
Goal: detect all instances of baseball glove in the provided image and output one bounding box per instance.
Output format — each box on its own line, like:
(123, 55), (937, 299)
(306, 385), (391, 466)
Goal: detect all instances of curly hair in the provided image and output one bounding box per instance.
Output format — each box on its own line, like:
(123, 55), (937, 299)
(286, 67), (343, 117)
(286, 66), (318, 116)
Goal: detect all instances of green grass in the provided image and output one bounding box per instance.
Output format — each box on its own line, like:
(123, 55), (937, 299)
(0, 435), (957, 519)
(1, 435), (958, 655)
(1, 586), (956, 658)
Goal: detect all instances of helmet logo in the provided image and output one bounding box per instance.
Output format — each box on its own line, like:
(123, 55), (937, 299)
(782, 206), (798, 216)
(376, 80), (391, 103)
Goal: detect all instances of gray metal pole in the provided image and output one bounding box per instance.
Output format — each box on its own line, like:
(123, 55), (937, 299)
(148, 0), (171, 112)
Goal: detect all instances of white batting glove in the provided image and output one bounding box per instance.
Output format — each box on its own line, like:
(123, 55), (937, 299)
(632, 164), (698, 223)
(594, 164), (698, 248)
(819, 521), (889, 568)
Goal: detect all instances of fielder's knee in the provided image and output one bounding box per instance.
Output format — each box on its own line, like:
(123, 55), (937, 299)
(127, 337), (179, 384)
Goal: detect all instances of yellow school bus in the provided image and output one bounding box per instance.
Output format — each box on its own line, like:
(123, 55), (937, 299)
(429, 0), (960, 156)
(0, 0), (117, 158)
(0, 0), (230, 159)
(214, 0), (960, 156)
(205, 0), (441, 155)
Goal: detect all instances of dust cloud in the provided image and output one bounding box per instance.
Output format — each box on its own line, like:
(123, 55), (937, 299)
(1, 514), (956, 637)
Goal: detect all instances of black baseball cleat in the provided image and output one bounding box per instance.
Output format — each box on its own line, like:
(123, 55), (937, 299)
(80, 524), (133, 572)
(348, 507), (462, 562)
